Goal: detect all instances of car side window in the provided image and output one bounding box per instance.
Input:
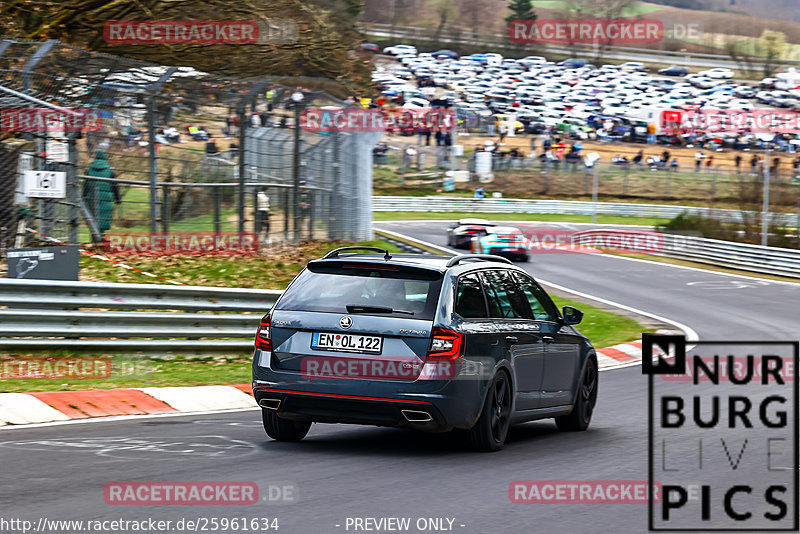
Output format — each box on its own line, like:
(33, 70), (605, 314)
(454, 273), (488, 319)
(480, 270), (531, 319)
(512, 272), (558, 322)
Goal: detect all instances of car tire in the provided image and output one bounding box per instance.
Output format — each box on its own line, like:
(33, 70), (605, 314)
(262, 409), (312, 442)
(468, 371), (512, 452)
(555, 356), (598, 432)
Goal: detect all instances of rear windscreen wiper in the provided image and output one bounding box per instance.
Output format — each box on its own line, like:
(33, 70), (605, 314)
(346, 304), (414, 315)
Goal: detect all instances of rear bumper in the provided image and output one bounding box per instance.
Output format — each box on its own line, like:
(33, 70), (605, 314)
(488, 247), (529, 261)
(252, 351), (489, 431)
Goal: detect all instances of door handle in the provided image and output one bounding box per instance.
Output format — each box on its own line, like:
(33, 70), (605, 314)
(543, 335), (555, 344)
(505, 336), (518, 343)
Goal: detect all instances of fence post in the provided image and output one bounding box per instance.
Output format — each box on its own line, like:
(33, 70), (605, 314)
(214, 185), (221, 234)
(147, 93), (159, 234)
(283, 187), (289, 242)
(66, 133), (79, 244)
(308, 189), (314, 239)
(237, 102), (246, 233)
(161, 184), (170, 233)
(292, 94), (304, 241)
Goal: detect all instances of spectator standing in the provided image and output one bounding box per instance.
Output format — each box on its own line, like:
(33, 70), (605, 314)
(695, 150), (705, 172)
(83, 150), (121, 238)
(750, 154), (759, 174)
(734, 153), (742, 174)
(705, 155), (714, 172)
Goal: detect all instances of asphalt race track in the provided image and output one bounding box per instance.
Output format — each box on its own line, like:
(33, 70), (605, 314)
(1, 220), (798, 534)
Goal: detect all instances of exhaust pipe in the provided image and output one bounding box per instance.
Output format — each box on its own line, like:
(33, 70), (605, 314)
(259, 398), (281, 410)
(401, 409), (433, 423)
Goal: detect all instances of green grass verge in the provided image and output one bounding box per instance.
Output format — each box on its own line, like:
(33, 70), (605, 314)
(550, 295), (652, 349)
(374, 211), (668, 226)
(0, 355), (252, 393)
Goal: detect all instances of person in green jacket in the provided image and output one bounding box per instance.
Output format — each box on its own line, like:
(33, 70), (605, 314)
(83, 150), (120, 236)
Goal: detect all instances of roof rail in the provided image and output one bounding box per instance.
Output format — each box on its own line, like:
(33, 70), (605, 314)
(446, 254), (514, 268)
(322, 247), (392, 261)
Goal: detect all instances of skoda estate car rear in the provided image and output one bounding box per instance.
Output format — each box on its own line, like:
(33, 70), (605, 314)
(252, 248), (597, 451)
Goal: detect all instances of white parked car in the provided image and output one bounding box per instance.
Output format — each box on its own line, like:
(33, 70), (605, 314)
(699, 68), (734, 80)
(383, 44), (417, 56)
(402, 97), (431, 109)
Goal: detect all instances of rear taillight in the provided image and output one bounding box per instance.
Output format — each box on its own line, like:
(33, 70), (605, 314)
(255, 314), (272, 351)
(427, 327), (464, 360)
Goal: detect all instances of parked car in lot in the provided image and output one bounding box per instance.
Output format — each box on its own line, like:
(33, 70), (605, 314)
(619, 61), (646, 72)
(699, 68), (734, 79)
(359, 43), (379, 53)
(432, 49), (459, 60)
(558, 58), (587, 68)
(469, 226), (530, 262)
(658, 65), (689, 76)
(252, 248), (598, 451)
(446, 219), (495, 248)
(383, 44), (417, 56)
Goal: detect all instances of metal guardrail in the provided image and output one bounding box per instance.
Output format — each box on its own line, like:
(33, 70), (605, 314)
(571, 229), (800, 279)
(372, 196), (799, 227)
(0, 279), (280, 352)
(0, 279), (281, 311)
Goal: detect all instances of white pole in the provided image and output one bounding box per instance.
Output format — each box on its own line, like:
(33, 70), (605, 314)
(592, 165), (599, 224)
(761, 144), (771, 247)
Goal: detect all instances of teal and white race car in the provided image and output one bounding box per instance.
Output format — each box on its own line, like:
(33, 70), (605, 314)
(469, 226), (530, 262)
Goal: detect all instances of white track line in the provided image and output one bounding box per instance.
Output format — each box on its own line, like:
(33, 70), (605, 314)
(0, 407), (259, 431)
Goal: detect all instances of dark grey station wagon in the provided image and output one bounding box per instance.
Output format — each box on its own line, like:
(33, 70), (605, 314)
(252, 248), (598, 451)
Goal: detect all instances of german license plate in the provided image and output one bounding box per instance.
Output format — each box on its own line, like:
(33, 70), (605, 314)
(311, 332), (383, 354)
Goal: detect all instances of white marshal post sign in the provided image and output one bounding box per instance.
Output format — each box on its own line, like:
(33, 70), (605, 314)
(23, 170), (66, 198)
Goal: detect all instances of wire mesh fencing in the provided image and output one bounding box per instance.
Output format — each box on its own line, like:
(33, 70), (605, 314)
(1, 36), (379, 256)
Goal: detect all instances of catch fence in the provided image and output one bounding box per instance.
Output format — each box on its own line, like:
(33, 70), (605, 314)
(0, 37), (379, 255)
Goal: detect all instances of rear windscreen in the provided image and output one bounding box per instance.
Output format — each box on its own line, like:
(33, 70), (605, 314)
(275, 262), (444, 320)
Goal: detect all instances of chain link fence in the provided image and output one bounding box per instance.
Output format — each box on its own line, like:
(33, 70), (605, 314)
(1, 37), (379, 255)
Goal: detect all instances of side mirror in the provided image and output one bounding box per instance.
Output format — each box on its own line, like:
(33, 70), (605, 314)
(562, 306), (583, 326)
